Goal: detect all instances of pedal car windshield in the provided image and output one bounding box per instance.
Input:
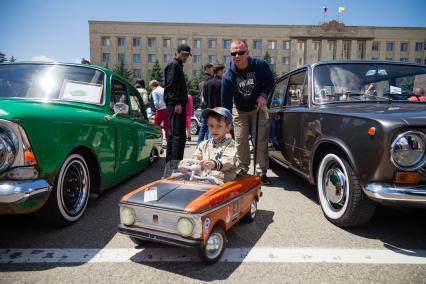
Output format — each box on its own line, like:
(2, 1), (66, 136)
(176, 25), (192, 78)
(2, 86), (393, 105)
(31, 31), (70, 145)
(163, 160), (223, 185)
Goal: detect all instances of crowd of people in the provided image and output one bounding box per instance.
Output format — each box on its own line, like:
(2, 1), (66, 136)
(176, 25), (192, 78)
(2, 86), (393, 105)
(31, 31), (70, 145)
(136, 39), (275, 185)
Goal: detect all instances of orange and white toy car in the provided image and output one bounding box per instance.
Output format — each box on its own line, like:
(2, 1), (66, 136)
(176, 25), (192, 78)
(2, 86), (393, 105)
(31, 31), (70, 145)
(118, 160), (262, 264)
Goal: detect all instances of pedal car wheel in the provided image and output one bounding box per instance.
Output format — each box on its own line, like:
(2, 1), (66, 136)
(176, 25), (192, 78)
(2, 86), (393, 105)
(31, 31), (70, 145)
(198, 226), (226, 264)
(243, 198), (257, 223)
(129, 236), (147, 246)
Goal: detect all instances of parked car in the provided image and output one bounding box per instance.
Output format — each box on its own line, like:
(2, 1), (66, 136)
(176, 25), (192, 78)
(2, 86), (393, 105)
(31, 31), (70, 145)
(191, 108), (202, 135)
(0, 62), (162, 225)
(268, 60), (426, 227)
(118, 160), (262, 264)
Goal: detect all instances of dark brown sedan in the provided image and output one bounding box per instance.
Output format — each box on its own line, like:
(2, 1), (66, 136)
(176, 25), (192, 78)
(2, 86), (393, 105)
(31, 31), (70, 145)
(268, 60), (426, 227)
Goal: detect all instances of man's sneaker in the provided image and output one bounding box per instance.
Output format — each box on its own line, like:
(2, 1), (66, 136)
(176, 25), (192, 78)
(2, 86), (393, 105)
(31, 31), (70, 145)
(236, 169), (247, 178)
(261, 174), (271, 185)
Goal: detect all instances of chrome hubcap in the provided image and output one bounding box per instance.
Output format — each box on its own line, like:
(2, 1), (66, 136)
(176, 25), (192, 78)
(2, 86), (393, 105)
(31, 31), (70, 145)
(205, 233), (223, 259)
(324, 165), (347, 210)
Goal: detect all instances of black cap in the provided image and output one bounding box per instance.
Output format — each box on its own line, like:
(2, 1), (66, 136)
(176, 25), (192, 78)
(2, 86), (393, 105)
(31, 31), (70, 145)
(204, 63), (213, 71)
(177, 43), (191, 55)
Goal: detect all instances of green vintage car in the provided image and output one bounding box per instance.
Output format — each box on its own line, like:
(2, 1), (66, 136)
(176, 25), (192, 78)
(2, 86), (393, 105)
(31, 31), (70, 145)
(0, 62), (162, 225)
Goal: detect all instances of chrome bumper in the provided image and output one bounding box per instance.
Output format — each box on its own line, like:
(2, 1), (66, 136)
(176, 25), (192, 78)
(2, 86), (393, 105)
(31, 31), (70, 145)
(364, 183), (426, 204)
(0, 179), (51, 214)
(118, 224), (203, 248)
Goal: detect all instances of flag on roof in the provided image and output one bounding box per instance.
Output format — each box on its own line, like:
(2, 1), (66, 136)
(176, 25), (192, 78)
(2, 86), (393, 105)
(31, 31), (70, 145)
(338, 6), (345, 13)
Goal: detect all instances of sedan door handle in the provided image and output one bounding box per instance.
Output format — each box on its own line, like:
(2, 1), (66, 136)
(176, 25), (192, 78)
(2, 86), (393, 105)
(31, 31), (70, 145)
(274, 114), (281, 120)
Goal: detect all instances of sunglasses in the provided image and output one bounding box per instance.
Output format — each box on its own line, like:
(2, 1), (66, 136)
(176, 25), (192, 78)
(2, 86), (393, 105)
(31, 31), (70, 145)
(230, 50), (246, 56)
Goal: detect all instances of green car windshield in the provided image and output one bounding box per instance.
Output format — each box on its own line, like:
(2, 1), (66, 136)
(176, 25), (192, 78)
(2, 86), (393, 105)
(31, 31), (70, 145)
(0, 64), (105, 104)
(313, 63), (426, 104)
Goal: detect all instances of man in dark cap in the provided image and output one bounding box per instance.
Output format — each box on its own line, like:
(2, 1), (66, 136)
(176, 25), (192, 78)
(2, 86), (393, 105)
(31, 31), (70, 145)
(164, 43), (191, 162)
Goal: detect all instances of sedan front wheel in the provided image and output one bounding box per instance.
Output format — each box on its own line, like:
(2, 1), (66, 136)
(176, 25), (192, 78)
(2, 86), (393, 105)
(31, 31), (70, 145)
(38, 153), (91, 226)
(317, 152), (376, 227)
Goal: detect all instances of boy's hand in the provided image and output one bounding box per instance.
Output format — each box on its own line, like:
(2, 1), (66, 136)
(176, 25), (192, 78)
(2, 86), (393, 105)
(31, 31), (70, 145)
(225, 133), (232, 140)
(199, 160), (215, 170)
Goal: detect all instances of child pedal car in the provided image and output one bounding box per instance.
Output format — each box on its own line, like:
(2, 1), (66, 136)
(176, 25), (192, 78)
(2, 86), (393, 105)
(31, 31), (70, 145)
(118, 160), (262, 264)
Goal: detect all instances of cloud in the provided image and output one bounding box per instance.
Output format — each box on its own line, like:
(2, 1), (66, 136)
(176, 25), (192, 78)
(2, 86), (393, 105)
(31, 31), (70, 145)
(31, 55), (56, 62)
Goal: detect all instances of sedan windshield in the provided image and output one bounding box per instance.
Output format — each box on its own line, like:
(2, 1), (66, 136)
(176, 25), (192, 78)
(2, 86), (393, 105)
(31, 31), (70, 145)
(313, 63), (426, 104)
(0, 64), (105, 104)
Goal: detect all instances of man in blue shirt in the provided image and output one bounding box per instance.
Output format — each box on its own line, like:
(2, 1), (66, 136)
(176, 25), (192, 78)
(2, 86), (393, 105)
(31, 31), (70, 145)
(221, 39), (275, 185)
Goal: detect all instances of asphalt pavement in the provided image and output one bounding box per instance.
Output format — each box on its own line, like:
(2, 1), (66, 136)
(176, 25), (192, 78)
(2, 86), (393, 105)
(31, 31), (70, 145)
(1, 138), (426, 283)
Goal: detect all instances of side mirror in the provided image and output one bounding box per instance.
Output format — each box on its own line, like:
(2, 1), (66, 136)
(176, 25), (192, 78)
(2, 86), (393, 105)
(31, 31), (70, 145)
(112, 102), (129, 118)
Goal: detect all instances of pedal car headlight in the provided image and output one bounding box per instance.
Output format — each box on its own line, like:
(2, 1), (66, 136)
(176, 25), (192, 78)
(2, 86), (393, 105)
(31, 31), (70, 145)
(390, 131), (426, 170)
(120, 207), (135, 226)
(177, 217), (194, 236)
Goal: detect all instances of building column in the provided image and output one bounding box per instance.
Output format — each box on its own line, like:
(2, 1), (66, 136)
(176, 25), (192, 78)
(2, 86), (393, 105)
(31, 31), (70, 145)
(336, 40), (343, 60)
(365, 40), (373, 59)
(350, 40), (357, 59)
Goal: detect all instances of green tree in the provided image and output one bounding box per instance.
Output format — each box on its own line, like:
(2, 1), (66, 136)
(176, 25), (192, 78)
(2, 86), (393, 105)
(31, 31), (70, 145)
(0, 52), (7, 63)
(113, 61), (132, 80)
(149, 60), (163, 84)
(263, 51), (277, 78)
(9, 56), (16, 62)
(187, 69), (203, 109)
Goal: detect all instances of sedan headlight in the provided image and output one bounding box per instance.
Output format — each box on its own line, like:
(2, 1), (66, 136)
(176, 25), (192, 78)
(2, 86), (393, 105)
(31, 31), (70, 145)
(390, 131), (426, 170)
(120, 207), (136, 226)
(0, 130), (17, 172)
(177, 217), (194, 236)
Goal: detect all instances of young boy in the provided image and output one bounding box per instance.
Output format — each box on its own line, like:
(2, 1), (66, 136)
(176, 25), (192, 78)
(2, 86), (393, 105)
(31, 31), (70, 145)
(191, 107), (237, 182)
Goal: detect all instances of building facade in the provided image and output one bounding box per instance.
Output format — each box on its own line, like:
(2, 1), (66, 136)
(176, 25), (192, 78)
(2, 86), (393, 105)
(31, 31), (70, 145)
(89, 21), (426, 81)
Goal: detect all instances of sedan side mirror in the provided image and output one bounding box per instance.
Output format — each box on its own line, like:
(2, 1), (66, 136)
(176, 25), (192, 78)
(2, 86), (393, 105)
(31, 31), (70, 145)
(112, 102), (129, 118)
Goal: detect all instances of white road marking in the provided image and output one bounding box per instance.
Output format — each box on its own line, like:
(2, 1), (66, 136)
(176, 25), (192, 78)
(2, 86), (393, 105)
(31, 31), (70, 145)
(1, 247), (426, 264)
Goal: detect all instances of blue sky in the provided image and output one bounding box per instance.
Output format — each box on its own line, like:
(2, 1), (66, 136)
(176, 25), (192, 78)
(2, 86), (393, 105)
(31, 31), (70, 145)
(1, 0), (425, 62)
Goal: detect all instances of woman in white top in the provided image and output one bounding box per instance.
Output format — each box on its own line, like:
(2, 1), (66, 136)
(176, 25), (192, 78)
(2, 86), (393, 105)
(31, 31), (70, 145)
(149, 80), (169, 142)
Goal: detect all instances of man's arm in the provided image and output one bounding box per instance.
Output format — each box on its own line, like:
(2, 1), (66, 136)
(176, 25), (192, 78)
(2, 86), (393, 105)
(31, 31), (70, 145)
(221, 75), (235, 112)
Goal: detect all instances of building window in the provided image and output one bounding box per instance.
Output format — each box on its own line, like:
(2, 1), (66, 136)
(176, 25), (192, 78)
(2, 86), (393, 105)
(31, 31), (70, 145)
(208, 39), (216, 49)
(298, 41), (305, 50)
(101, 37), (110, 47)
(117, 37), (125, 47)
(283, 41), (290, 50)
(193, 70), (202, 77)
(223, 39), (231, 49)
(386, 42), (394, 52)
(223, 55), (231, 65)
(148, 54), (156, 63)
(372, 41), (380, 51)
(371, 57), (379, 60)
(118, 53), (125, 63)
(328, 41), (335, 51)
(133, 54), (141, 63)
(282, 56), (289, 65)
(133, 38), (141, 47)
(193, 55), (201, 64)
(163, 38), (171, 48)
(270, 56), (276, 64)
(253, 40), (262, 50)
(133, 69), (141, 78)
(313, 41), (320, 51)
(208, 55), (216, 64)
(385, 57), (393, 61)
(298, 57), (304, 66)
(148, 38), (156, 48)
(102, 53), (110, 62)
(414, 58), (422, 64)
(342, 41), (351, 59)
(400, 42), (408, 52)
(268, 40), (276, 50)
(400, 57), (408, 62)
(178, 38), (186, 45)
(193, 39), (201, 49)
(415, 42), (423, 52)
(163, 54), (172, 64)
